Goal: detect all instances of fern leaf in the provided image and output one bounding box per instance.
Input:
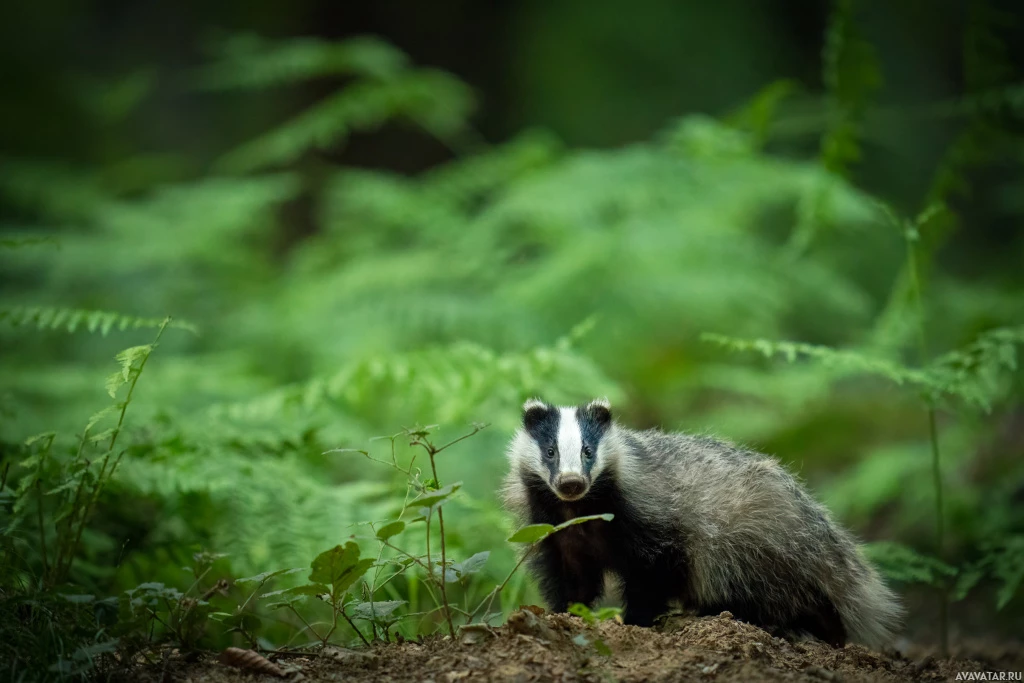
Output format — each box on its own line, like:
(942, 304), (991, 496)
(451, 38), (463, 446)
(820, 0), (882, 175)
(0, 306), (197, 336)
(105, 344), (154, 398)
(726, 79), (799, 147)
(864, 542), (956, 586)
(925, 325), (1024, 412)
(705, 326), (1024, 412)
(216, 71), (473, 173)
(207, 339), (620, 432)
(197, 34), (409, 90)
(701, 333), (935, 388)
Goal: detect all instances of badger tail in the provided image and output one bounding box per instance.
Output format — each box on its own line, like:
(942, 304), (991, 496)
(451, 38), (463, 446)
(832, 554), (904, 649)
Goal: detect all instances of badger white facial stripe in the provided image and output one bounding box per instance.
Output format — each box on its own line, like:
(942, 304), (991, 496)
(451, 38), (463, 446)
(556, 406), (583, 475)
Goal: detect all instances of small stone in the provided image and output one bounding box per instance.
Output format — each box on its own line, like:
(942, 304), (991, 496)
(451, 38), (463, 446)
(507, 609), (558, 642)
(459, 624), (497, 646)
(321, 645), (379, 669)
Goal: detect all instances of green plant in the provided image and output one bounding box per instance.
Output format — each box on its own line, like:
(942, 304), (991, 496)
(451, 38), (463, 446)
(0, 317), (190, 678)
(568, 603), (622, 656)
(320, 424), (613, 642)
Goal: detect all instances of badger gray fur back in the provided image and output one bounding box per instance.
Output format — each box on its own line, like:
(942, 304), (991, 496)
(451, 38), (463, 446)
(502, 398), (903, 649)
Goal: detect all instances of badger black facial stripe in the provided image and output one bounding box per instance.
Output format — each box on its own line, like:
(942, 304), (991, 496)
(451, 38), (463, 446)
(522, 404), (560, 479)
(578, 403), (611, 445)
(524, 403), (558, 443)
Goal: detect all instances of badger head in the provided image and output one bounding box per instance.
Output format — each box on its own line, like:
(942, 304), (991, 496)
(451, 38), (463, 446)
(514, 397), (614, 501)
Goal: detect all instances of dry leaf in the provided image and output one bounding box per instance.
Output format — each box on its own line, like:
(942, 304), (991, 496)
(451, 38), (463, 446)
(218, 647), (286, 678)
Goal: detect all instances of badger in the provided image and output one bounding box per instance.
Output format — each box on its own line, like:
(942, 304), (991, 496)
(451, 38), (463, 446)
(501, 398), (903, 649)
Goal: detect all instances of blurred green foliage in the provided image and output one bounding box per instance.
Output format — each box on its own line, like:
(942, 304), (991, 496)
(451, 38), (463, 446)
(1, 0), (1023, 677)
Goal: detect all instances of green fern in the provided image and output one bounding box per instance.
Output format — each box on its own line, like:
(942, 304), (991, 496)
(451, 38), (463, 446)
(726, 79), (799, 148)
(954, 536), (1024, 609)
(703, 327), (1024, 412)
(701, 332), (936, 388)
(865, 542), (956, 586)
(0, 307), (197, 336)
(196, 34), (409, 90)
(926, 325), (1024, 412)
(820, 0), (882, 175)
(216, 71), (473, 172)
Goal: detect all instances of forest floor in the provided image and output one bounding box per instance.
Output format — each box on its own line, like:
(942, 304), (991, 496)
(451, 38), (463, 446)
(120, 609), (1022, 683)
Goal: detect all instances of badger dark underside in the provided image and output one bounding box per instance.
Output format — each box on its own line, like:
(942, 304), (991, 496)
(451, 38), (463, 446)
(519, 469), (848, 646)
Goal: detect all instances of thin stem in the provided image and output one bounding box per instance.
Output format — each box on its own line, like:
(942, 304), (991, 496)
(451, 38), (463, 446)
(927, 406), (949, 656)
(425, 510), (432, 584)
(426, 449), (456, 639)
(470, 545), (536, 623)
(430, 423), (488, 455)
(339, 609), (371, 647)
(926, 409), (945, 560)
(379, 541), (440, 605)
(36, 479), (48, 579)
(286, 603), (321, 642)
(52, 431), (91, 581)
(905, 222), (949, 657)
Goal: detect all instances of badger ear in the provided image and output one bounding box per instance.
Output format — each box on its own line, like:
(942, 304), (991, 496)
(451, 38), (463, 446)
(585, 398), (612, 427)
(522, 398), (550, 430)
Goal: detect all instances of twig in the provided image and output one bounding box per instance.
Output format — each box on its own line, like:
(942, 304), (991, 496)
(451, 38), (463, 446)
(470, 545), (537, 623)
(286, 603), (322, 642)
(339, 608), (371, 647)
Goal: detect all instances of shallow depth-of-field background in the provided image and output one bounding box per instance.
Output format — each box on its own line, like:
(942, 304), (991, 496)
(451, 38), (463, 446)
(1, 0), (1023, 679)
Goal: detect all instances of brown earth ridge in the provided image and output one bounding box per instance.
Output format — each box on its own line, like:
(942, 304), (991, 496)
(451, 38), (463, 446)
(121, 609), (1023, 683)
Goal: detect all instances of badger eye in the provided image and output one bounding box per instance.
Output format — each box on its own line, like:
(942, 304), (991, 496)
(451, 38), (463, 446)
(583, 446), (593, 458)
(545, 447), (556, 459)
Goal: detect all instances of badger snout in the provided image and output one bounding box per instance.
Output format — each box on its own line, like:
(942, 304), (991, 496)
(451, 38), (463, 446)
(554, 474), (588, 500)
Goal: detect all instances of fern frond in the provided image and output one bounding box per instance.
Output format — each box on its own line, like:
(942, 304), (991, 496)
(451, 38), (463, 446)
(705, 326), (1024, 412)
(197, 34), (409, 90)
(926, 325), (1024, 412)
(216, 71), (473, 172)
(0, 307), (196, 336)
(0, 159), (110, 222)
(420, 129), (563, 205)
(662, 115), (755, 159)
(208, 339), (620, 433)
(702, 333), (934, 388)
(725, 79), (800, 147)
(820, 0), (882, 175)
(864, 541), (957, 586)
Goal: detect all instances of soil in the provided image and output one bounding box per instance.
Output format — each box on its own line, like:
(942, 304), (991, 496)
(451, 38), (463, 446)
(120, 609), (1023, 683)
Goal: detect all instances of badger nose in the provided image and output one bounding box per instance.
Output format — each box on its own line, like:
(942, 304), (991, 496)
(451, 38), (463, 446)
(555, 474), (587, 499)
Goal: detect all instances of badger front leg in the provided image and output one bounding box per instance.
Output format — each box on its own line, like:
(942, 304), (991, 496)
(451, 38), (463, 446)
(531, 538), (605, 613)
(620, 562), (674, 626)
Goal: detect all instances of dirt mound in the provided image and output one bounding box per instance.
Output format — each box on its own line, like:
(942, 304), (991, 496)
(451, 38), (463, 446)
(123, 610), (1018, 682)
